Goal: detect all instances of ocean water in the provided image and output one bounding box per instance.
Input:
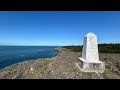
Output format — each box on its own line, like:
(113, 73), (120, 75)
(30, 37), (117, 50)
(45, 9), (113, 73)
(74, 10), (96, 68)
(0, 46), (60, 69)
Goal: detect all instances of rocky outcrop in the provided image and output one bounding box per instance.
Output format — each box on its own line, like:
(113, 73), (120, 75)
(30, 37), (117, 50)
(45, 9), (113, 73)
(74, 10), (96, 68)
(0, 48), (120, 79)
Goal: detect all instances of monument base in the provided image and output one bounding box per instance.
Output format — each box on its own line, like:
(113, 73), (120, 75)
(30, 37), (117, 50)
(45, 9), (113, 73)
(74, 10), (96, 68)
(76, 58), (105, 73)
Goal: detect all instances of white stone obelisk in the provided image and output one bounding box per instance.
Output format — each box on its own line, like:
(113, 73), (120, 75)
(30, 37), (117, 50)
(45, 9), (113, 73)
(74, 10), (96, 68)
(76, 32), (105, 73)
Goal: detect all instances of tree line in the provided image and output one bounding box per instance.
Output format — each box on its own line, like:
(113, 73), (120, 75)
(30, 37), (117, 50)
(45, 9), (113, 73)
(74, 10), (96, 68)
(63, 43), (120, 53)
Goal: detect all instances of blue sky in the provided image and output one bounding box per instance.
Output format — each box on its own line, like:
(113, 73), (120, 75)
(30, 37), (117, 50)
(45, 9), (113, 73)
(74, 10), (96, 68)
(0, 11), (120, 46)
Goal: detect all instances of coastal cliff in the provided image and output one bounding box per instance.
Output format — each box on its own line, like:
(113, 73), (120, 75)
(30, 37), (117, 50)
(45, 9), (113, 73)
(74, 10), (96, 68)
(0, 48), (120, 79)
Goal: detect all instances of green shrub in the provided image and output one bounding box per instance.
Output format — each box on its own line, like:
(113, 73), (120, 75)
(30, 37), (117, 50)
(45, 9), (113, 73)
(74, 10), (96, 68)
(62, 43), (120, 53)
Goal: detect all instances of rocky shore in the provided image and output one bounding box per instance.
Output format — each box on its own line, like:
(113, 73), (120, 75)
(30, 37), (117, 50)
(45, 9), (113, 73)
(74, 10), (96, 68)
(0, 48), (120, 79)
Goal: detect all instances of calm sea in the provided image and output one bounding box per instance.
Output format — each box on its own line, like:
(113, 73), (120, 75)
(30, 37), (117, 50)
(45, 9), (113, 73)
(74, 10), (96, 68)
(0, 46), (61, 69)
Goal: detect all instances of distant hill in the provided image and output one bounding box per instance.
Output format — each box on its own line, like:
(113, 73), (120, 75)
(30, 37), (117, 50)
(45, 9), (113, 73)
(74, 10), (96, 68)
(62, 43), (120, 53)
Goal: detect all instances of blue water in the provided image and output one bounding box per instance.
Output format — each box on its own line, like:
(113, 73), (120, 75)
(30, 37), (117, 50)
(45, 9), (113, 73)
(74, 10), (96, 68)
(0, 46), (61, 69)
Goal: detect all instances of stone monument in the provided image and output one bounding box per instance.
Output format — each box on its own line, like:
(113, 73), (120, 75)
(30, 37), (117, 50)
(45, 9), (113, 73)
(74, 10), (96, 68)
(76, 32), (105, 73)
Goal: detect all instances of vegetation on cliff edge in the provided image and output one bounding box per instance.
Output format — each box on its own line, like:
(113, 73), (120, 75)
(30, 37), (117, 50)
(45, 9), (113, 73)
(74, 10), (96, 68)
(62, 43), (120, 53)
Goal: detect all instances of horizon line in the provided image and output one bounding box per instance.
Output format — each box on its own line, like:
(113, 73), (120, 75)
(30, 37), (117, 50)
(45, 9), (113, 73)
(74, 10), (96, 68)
(0, 43), (120, 46)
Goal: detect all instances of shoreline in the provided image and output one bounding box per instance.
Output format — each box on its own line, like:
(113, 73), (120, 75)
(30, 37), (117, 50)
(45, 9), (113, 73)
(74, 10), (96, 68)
(0, 47), (60, 70)
(0, 47), (120, 79)
(0, 47), (62, 79)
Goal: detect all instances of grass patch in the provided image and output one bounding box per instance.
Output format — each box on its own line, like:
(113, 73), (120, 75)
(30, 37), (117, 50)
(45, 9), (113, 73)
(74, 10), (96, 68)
(60, 48), (71, 52)
(32, 59), (53, 78)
